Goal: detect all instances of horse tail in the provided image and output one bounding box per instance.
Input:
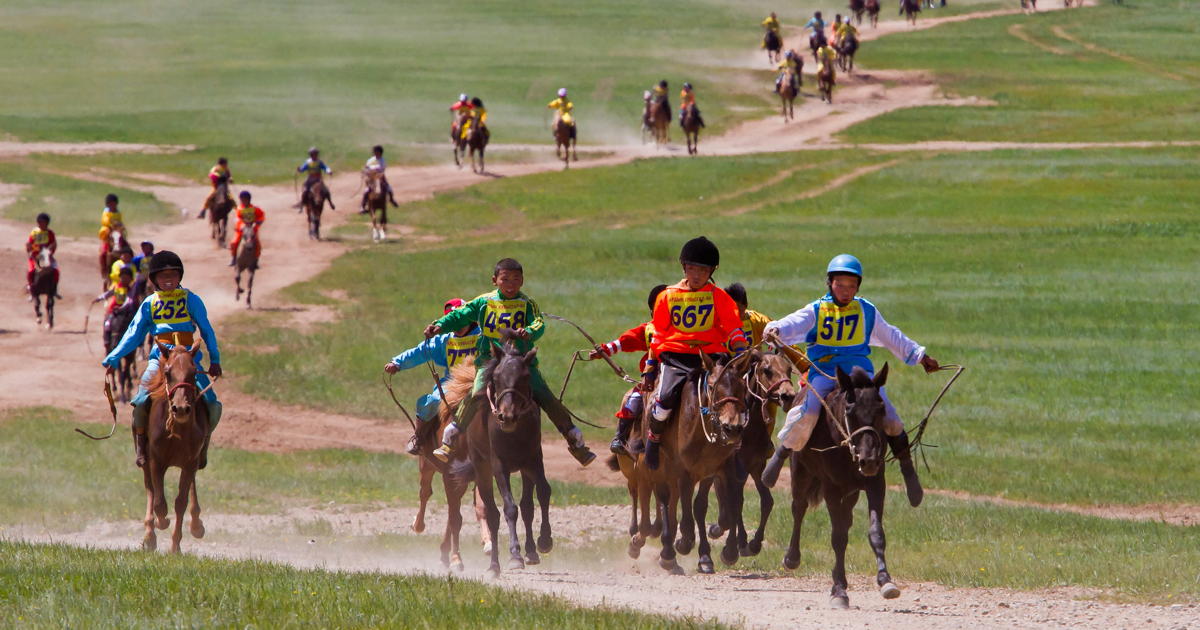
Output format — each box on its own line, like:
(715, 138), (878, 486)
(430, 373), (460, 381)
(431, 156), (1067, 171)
(605, 454), (621, 472)
(805, 476), (822, 509)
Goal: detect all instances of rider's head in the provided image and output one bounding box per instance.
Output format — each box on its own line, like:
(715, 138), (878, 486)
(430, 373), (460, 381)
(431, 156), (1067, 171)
(238, 191), (252, 202)
(118, 265), (134, 285)
(647, 284), (668, 314)
(724, 282), (749, 313)
(471, 97), (483, 108)
(308, 146), (320, 158)
(105, 193), (119, 208)
(679, 236), (719, 289)
(815, 10), (823, 18)
(835, 13), (843, 21)
(825, 254), (863, 305)
(118, 247), (134, 261)
(140, 240), (154, 255)
(683, 82), (693, 91)
(458, 93), (468, 102)
(373, 145), (384, 156)
(658, 80), (668, 89)
(443, 297), (465, 314)
(217, 157), (228, 166)
(770, 11), (777, 18)
(148, 250), (185, 291)
(36, 212), (50, 228)
(492, 258), (524, 298)
(785, 49), (795, 58)
(557, 87), (568, 98)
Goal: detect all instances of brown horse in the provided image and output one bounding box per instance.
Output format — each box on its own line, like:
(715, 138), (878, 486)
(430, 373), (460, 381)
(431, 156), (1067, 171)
(141, 338), (210, 553)
(866, 0), (881, 27)
(411, 364), (494, 571)
(849, 0), (866, 24)
(783, 365), (901, 609)
(553, 118), (577, 169)
(647, 99), (670, 147)
(98, 229), (127, 291)
(30, 248), (57, 329)
(779, 66), (799, 122)
(818, 65), (836, 104)
(902, 0), (921, 25)
(233, 222), (258, 309)
(303, 180), (332, 241)
(680, 105), (701, 155)
(630, 351), (752, 574)
(606, 388), (664, 549)
(838, 34), (859, 74)
(764, 29), (783, 65)
(468, 119), (489, 175)
(468, 335), (554, 575)
(363, 171), (388, 243)
(206, 179), (234, 247)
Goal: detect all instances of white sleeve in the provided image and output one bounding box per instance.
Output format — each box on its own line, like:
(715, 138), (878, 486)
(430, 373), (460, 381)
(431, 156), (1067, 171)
(869, 309), (925, 366)
(763, 303), (816, 345)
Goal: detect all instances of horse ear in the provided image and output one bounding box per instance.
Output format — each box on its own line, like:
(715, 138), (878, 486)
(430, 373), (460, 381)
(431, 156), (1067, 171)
(488, 338), (505, 356)
(188, 336), (203, 355)
(523, 347), (538, 365)
(836, 366), (856, 398)
(730, 350), (753, 374)
(154, 338), (170, 358)
(698, 349), (714, 371)
(873, 362), (889, 389)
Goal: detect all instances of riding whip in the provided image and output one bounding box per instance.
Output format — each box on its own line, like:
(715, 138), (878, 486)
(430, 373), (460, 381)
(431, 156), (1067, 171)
(75, 380), (119, 440)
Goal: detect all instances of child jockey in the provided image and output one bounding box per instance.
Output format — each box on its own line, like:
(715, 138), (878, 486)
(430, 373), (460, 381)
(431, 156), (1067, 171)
(228, 191), (264, 267)
(589, 284), (669, 456)
(109, 246), (135, 290)
(99, 193), (126, 242)
(759, 254), (940, 507)
(423, 258), (596, 466)
(385, 298), (480, 455)
(679, 82), (705, 128)
(296, 147), (334, 210)
(645, 237), (749, 470)
(25, 212), (59, 300)
(449, 94), (474, 143)
(102, 251), (223, 469)
(361, 145), (400, 213)
(547, 88), (576, 137)
(132, 240), (155, 301)
(94, 265), (136, 337)
(200, 157), (232, 219)
(724, 282), (773, 348)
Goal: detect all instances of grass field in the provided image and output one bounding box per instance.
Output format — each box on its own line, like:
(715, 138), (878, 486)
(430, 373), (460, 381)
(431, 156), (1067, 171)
(0, 541), (728, 629)
(0, 163), (173, 237)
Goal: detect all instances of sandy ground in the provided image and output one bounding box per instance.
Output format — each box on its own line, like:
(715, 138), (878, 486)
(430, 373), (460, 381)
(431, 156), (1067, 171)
(1, 3), (1196, 627)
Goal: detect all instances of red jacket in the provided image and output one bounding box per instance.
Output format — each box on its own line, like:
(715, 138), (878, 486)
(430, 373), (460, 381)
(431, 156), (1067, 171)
(599, 321), (657, 372)
(650, 280), (747, 355)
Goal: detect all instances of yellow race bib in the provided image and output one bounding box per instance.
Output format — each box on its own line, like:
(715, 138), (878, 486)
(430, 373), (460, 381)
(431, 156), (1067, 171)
(31, 229), (49, 246)
(815, 300), (865, 347)
(482, 299), (528, 339)
(667, 291), (715, 334)
(445, 334), (478, 366)
(150, 289), (191, 326)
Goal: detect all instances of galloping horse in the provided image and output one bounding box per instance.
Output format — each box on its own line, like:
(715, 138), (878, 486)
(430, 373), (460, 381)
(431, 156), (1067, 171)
(467, 119), (489, 174)
(849, 0), (866, 24)
(302, 180), (332, 241)
(783, 365), (902, 609)
(98, 228), (127, 291)
(629, 351), (752, 575)
(363, 170), (388, 243)
(30, 248), (57, 328)
(818, 64), (836, 104)
(838, 34), (859, 74)
(206, 179), (234, 247)
(809, 29), (827, 65)
(680, 105), (702, 155)
(452, 119), (470, 170)
(646, 98), (670, 147)
(105, 301), (139, 403)
(233, 222), (258, 309)
(779, 66), (800, 122)
(866, 0), (881, 27)
(764, 29), (783, 65)
(468, 333), (555, 575)
(901, 0), (921, 26)
(141, 337), (211, 554)
(553, 118), (577, 169)
(411, 364), (494, 571)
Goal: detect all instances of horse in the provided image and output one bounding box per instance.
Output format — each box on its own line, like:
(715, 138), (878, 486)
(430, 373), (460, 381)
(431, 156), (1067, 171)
(849, 0), (866, 24)
(105, 301), (139, 403)
(629, 351), (753, 575)
(647, 98), (670, 147)
(411, 363), (494, 570)
(838, 35), (859, 74)
(233, 222), (258, 309)
(680, 105), (702, 156)
(30, 248), (58, 329)
(468, 119), (489, 175)
(302, 180), (332, 241)
(818, 64), (836, 104)
(98, 228), (127, 291)
(866, 0), (881, 27)
(206, 179), (234, 247)
(783, 365), (901, 609)
(779, 66), (800, 122)
(606, 386), (665, 550)
(363, 170), (388, 243)
(901, 0), (921, 26)
(764, 29), (783, 65)
(553, 118), (577, 169)
(141, 337), (211, 554)
(452, 119), (470, 170)
(468, 334), (554, 575)
(809, 29), (828, 65)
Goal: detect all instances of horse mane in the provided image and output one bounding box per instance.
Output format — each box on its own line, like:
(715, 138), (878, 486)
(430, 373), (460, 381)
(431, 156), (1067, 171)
(437, 363), (478, 424)
(847, 366), (874, 389)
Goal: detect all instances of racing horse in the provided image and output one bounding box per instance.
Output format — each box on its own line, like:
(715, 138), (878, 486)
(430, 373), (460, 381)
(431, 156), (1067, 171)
(98, 227), (128, 291)
(105, 299), (139, 403)
(764, 28), (783, 65)
(646, 96), (671, 147)
(809, 28), (828, 65)
(902, 0), (921, 25)
(553, 116), (577, 169)
(783, 365), (902, 609)
(205, 178), (234, 247)
(302, 179), (333, 241)
(680, 104), (702, 155)
(468, 332), (555, 575)
(30, 247), (58, 329)
(363, 170), (388, 243)
(233, 221), (258, 309)
(141, 337), (211, 554)
(779, 65), (800, 122)
(818, 63), (836, 104)
(866, 0), (881, 27)
(838, 32), (859, 74)
(467, 117), (489, 175)
(849, 0), (866, 24)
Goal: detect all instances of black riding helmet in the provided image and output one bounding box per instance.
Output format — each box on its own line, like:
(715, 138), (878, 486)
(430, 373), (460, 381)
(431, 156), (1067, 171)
(679, 236), (719, 268)
(148, 250), (185, 283)
(105, 193), (119, 204)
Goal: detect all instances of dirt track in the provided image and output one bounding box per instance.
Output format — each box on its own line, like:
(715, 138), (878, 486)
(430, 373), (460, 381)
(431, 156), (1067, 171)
(2, 4), (1196, 627)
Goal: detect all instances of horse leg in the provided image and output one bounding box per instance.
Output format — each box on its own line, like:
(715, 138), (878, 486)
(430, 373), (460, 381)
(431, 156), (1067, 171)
(518, 471), (539, 565)
(141, 462), (157, 551)
(867, 474), (900, 598)
(189, 478), (205, 539)
(747, 471), (774, 556)
(235, 269), (243, 301)
(626, 475), (639, 538)
(534, 464), (553, 554)
(630, 473), (652, 556)
(474, 485), (493, 554)
(168, 467), (193, 553)
(675, 474), (696, 555)
(493, 467), (524, 570)
(46, 295), (54, 329)
(413, 462), (434, 533)
(476, 467), (502, 576)
(825, 484), (858, 609)
(658, 483), (683, 574)
(440, 473), (462, 571)
(693, 478), (714, 574)
(246, 269), (254, 309)
(151, 460), (169, 530)
(782, 460), (809, 570)
(33, 296), (41, 325)
(719, 465), (744, 567)
(708, 475), (729, 539)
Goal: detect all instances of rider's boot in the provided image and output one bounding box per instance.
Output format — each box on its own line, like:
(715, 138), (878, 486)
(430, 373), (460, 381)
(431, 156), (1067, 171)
(888, 431), (924, 507)
(133, 428), (148, 469)
(431, 422), (460, 463)
(645, 407), (670, 470)
(565, 426), (596, 467)
(198, 400), (222, 469)
(760, 445), (792, 488)
(610, 415), (634, 457)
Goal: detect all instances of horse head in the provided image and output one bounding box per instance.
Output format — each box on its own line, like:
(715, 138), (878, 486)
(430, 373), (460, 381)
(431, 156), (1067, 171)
(36, 246), (52, 269)
(749, 350), (797, 411)
(486, 331), (538, 432)
(154, 336), (202, 429)
(699, 350), (753, 444)
(833, 364), (889, 477)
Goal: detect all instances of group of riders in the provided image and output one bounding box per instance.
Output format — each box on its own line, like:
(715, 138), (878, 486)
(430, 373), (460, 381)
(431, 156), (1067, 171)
(766, 10), (862, 95)
(384, 237), (939, 508)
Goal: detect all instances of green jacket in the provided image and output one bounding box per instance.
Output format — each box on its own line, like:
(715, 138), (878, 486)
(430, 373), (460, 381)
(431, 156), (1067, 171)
(432, 289), (545, 366)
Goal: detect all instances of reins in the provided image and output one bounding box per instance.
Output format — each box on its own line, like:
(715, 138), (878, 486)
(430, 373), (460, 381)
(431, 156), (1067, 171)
(696, 370), (746, 445)
(382, 371), (419, 433)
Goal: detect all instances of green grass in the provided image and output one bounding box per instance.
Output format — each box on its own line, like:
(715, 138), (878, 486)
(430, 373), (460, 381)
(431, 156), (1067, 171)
(0, 541), (728, 629)
(224, 146), (1200, 508)
(0, 163), (173, 238)
(847, 0), (1200, 143)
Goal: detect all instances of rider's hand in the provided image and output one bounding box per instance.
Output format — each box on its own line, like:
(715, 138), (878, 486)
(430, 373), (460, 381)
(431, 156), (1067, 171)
(384, 362), (399, 375)
(920, 355), (940, 374)
(513, 328), (531, 340)
(208, 363), (223, 378)
(423, 324), (441, 339)
(589, 342), (617, 360)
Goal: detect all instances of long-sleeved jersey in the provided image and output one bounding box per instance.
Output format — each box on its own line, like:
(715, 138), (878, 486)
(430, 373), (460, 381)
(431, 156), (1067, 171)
(432, 289), (545, 366)
(650, 280), (747, 355)
(102, 288), (220, 367)
(764, 294), (924, 376)
(391, 328), (481, 380)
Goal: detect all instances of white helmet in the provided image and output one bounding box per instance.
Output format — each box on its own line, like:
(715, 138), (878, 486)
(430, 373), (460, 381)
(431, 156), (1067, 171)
(557, 88), (568, 97)
(458, 93), (468, 102)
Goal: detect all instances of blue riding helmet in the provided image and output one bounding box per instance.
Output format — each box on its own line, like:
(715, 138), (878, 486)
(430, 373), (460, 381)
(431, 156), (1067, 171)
(826, 254), (862, 278)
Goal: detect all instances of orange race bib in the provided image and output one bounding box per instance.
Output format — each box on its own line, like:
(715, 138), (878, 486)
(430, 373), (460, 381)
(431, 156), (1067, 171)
(667, 291), (715, 334)
(482, 299), (527, 339)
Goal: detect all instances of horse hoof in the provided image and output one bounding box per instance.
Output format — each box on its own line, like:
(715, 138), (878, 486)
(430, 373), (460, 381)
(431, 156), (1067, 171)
(536, 536), (553, 554)
(487, 566), (501, 579)
(525, 552), (540, 566)
(674, 538), (694, 555)
(707, 523), (725, 539)
(738, 544), (753, 557)
(142, 536), (156, 552)
(720, 545), (738, 567)
(627, 542), (642, 559)
(451, 555), (464, 573)
(830, 596), (850, 610)
(659, 557), (683, 575)
(697, 557), (715, 574)
(880, 582), (901, 599)
(411, 518), (426, 534)
(782, 553), (801, 571)
(748, 539), (763, 556)
(507, 557), (525, 571)
(156, 517), (169, 530)
(482, 541), (493, 555)
(190, 521), (205, 539)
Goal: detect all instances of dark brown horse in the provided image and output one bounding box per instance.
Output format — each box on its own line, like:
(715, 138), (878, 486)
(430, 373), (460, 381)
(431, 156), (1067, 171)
(467, 119), (489, 175)
(303, 180), (333, 241)
(206, 179), (234, 247)
(553, 118), (577, 169)
(105, 301), (138, 403)
(233, 222), (258, 309)
(141, 338), (210, 553)
(411, 364), (493, 571)
(630, 351), (752, 574)
(468, 335), (554, 575)
(783, 365), (901, 609)
(764, 29), (783, 65)
(681, 105), (702, 155)
(902, 0), (921, 25)
(849, 0), (866, 24)
(838, 34), (859, 74)
(866, 0), (881, 27)
(363, 170), (388, 242)
(30, 248), (57, 329)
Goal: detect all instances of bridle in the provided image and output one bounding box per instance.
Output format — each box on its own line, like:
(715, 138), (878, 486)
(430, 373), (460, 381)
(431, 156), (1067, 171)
(697, 368), (748, 445)
(486, 379), (537, 422)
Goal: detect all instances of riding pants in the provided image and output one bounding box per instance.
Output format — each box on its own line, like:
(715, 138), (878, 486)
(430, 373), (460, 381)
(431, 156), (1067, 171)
(776, 370), (902, 452)
(652, 351), (709, 420)
(454, 362), (575, 436)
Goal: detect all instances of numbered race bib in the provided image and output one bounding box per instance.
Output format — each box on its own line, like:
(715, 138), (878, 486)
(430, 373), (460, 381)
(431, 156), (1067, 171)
(150, 289), (191, 326)
(667, 291), (715, 334)
(31, 229), (49, 246)
(482, 299), (528, 339)
(445, 334), (479, 367)
(239, 207), (257, 222)
(816, 300), (865, 347)
(643, 323), (656, 349)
